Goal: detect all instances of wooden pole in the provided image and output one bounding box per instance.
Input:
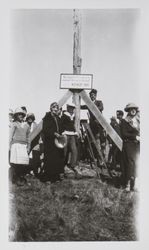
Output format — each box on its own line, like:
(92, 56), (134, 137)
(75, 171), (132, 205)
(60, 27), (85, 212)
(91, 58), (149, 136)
(73, 9), (82, 74)
(30, 10), (82, 143)
(73, 9), (82, 134)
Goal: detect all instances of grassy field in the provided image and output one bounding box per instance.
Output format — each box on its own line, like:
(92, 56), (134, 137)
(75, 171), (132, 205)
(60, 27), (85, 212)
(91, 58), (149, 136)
(9, 174), (138, 242)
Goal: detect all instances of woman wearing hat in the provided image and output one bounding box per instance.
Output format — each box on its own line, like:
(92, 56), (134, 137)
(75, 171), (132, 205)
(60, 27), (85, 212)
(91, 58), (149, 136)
(9, 107), (31, 185)
(40, 102), (65, 183)
(121, 103), (140, 191)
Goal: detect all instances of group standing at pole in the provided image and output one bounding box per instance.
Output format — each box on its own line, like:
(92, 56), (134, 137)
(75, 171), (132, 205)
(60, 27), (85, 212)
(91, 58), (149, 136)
(9, 89), (140, 192)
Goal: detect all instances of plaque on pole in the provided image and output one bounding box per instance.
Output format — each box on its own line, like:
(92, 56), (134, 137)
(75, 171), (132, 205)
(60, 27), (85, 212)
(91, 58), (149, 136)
(60, 74), (93, 90)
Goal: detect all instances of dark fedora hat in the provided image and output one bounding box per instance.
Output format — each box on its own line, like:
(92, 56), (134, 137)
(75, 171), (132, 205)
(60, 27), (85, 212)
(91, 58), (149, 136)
(89, 89), (97, 95)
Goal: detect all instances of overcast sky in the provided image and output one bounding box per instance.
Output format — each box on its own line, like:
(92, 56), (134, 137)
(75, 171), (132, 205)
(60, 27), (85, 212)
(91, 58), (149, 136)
(10, 9), (140, 122)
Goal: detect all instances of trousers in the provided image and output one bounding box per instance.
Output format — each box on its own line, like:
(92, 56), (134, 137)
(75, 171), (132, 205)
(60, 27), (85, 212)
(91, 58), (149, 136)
(64, 135), (78, 169)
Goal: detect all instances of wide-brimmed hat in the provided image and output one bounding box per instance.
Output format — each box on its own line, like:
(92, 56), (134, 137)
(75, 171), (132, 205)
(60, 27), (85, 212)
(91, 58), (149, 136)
(54, 135), (67, 149)
(124, 103), (139, 112)
(14, 107), (26, 117)
(26, 113), (35, 121)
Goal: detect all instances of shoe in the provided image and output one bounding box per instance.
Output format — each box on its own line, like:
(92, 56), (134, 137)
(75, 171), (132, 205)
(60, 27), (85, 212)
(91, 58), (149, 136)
(125, 186), (130, 192)
(125, 181), (131, 192)
(64, 166), (75, 174)
(130, 177), (135, 191)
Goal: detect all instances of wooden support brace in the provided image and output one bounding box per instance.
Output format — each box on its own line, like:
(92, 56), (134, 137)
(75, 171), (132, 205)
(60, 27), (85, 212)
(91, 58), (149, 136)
(79, 90), (123, 151)
(58, 90), (73, 108)
(30, 120), (43, 143)
(84, 123), (107, 167)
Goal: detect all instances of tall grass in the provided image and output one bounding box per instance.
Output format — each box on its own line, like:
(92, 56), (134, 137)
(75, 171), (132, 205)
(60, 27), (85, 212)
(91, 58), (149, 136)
(9, 176), (138, 241)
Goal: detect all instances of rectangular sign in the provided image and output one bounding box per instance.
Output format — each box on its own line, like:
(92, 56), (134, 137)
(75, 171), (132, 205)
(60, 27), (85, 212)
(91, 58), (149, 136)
(60, 74), (93, 89)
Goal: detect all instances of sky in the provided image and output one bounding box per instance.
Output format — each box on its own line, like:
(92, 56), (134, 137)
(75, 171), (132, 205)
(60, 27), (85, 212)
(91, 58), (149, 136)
(10, 9), (140, 122)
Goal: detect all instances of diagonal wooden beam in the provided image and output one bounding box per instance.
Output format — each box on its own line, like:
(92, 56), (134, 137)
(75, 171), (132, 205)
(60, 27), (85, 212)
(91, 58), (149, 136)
(84, 123), (107, 167)
(79, 90), (123, 151)
(30, 120), (43, 143)
(58, 90), (73, 108)
(30, 90), (73, 143)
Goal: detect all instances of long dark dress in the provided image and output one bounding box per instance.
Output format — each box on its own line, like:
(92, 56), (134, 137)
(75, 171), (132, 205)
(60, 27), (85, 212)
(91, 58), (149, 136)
(41, 112), (64, 182)
(120, 118), (140, 185)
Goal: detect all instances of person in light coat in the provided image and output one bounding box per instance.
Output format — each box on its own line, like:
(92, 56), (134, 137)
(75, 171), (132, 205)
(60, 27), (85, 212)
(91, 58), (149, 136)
(9, 107), (30, 185)
(61, 104), (78, 170)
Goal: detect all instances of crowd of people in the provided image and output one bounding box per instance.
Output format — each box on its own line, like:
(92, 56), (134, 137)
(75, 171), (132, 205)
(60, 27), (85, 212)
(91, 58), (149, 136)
(9, 89), (140, 192)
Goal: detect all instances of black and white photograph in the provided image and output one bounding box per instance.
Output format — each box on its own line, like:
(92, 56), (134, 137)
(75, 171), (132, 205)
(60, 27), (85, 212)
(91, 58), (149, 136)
(1, 0), (149, 249)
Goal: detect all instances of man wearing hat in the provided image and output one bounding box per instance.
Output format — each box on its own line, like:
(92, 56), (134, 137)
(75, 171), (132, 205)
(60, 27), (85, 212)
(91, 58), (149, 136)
(108, 116), (121, 169)
(61, 103), (78, 170)
(120, 103), (140, 191)
(89, 89), (104, 112)
(116, 110), (124, 125)
(88, 89), (106, 165)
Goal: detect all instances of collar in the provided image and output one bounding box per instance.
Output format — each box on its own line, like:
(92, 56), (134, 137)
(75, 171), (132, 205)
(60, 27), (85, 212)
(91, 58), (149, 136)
(125, 115), (140, 131)
(64, 111), (75, 120)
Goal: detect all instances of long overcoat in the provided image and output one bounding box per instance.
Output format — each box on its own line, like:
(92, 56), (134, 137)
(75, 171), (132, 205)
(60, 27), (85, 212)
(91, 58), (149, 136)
(42, 112), (64, 180)
(120, 118), (140, 182)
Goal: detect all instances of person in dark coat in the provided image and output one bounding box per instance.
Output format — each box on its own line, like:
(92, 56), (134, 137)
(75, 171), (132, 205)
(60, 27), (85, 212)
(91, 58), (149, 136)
(88, 89), (106, 165)
(88, 89), (104, 135)
(108, 116), (121, 169)
(40, 102), (65, 183)
(121, 103), (140, 191)
(116, 110), (124, 125)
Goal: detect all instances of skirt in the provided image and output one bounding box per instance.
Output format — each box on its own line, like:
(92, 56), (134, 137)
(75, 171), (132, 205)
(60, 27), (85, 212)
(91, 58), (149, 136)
(10, 143), (29, 165)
